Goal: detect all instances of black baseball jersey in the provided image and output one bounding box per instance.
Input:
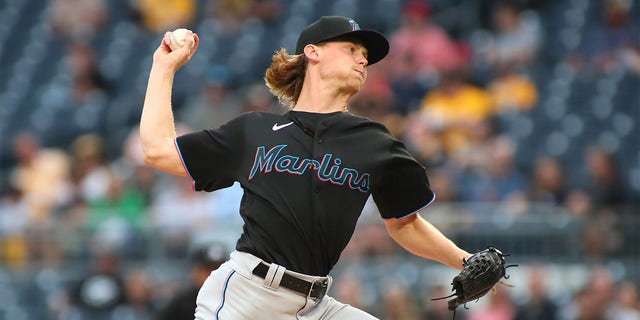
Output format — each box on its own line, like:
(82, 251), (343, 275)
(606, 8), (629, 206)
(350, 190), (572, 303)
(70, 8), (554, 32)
(175, 110), (435, 275)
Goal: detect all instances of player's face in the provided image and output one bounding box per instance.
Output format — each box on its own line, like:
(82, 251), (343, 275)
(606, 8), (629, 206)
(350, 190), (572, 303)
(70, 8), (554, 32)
(317, 40), (369, 94)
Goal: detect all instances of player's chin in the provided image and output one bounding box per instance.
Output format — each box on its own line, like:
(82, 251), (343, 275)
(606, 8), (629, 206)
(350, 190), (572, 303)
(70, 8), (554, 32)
(343, 84), (361, 97)
(346, 78), (365, 93)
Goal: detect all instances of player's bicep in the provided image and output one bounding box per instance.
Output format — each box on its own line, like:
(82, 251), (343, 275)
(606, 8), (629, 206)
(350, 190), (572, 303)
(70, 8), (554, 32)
(143, 137), (188, 176)
(383, 213), (418, 233)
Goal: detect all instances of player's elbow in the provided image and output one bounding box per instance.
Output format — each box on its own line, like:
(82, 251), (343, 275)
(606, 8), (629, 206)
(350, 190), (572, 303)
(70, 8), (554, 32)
(142, 147), (168, 171)
(140, 140), (186, 176)
(142, 150), (187, 177)
(142, 149), (160, 167)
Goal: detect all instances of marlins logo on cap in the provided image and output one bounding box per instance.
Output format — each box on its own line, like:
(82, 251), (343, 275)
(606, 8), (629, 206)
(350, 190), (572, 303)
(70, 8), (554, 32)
(348, 19), (359, 31)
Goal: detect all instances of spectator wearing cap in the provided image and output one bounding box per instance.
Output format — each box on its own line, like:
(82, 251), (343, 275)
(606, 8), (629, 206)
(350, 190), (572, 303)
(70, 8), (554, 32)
(387, 0), (464, 79)
(384, 0), (469, 116)
(156, 242), (229, 320)
(178, 65), (243, 131)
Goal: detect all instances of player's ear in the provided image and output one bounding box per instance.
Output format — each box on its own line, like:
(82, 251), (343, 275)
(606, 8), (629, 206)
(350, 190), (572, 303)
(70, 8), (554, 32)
(304, 44), (320, 63)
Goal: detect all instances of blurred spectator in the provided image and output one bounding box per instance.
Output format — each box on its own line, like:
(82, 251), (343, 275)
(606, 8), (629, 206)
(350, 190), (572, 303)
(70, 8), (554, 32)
(48, 0), (109, 40)
(250, 0), (284, 24)
(85, 171), (147, 254)
(583, 145), (630, 207)
(9, 132), (73, 223)
(131, 0), (196, 32)
(607, 281), (640, 320)
(66, 41), (110, 105)
(333, 274), (368, 311)
(39, 41), (110, 146)
(117, 269), (157, 320)
(515, 264), (558, 320)
(387, 51), (429, 115)
(71, 134), (112, 203)
(0, 186), (29, 270)
(564, 189), (593, 217)
(64, 131), (151, 256)
(560, 266), (615, 320)
(67, 250), (127, 320)
(178, 65), (243, 130)
(472, 0), (541, 74)
(157, 242), (228, 320)
(452, 118), (497, 172)
(149, 175), (216, 257)
(456, 136), (527, 202)
(418, 67), (495, 157)
(588, 267), (616, 316)
(205, 0), (283, 35)
(467, 286), (516, 320)
(488, 68), (538, 113)
(421, 285), (457, 320)
(205, 182), (245, 222)
(21, 236), (70, 319)
(239, 81), (279, 113)
(379, 283), (420, 320)
(403, 112), (447, 166)
(526, 155), (569, 205)
(581, 211), (623, 260)
(110, 128), (158, 207)
(388, 0), (466, 81)
(385, 1), (468, 115)
(568, 0), (640, 75)
(426, 168), (459, 202)
(205, 0), (253, 34)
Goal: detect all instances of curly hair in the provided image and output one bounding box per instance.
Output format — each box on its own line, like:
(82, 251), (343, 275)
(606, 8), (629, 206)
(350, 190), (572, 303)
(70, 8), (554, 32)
(264, 48), (307, 109)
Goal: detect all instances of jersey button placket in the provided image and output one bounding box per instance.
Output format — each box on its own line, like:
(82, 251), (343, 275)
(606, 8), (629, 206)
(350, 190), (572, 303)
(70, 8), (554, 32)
(312, 126), (324, 194)
(313, 134), (321, 193)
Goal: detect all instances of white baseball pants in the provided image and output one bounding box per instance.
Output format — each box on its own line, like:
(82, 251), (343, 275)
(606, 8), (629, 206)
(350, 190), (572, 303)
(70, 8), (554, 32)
(193, 250), (378, 320)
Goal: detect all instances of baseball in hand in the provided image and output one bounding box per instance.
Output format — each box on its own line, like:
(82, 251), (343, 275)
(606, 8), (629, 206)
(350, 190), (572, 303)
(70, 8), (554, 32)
(169, 28), (194, 51)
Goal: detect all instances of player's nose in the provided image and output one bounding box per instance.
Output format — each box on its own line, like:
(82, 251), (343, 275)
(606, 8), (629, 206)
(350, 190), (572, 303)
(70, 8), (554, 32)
(357, 53), (368, 66)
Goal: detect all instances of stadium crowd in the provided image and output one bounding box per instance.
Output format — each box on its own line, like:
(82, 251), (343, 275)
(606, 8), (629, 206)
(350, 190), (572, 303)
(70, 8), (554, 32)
(0, 0), (638, 319)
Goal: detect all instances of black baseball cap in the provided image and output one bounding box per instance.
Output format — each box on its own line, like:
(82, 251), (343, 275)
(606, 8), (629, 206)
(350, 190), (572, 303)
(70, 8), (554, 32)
(295, 16), (390, 65)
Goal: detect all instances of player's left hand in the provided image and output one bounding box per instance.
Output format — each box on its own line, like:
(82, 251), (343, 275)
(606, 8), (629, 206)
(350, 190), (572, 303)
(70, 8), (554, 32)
(433, 246), (517, 315)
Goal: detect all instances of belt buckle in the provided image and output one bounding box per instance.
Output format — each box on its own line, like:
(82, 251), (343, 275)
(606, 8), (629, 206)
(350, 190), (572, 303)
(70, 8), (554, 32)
(307, 277), (328, 301)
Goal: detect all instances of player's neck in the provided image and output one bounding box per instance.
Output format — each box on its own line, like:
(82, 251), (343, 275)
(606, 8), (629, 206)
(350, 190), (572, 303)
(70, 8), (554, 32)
(294, 81), (351, 113)
(292, 104), (347, 113)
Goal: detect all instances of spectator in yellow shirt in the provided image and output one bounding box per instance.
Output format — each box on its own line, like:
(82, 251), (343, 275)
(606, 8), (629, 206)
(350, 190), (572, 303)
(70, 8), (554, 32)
(134, 0), (196, 32)
(419, 67), (495, 156)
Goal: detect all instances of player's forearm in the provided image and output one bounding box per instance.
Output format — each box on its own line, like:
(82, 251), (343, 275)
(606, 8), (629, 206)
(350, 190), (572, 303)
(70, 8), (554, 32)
(385, 214), (470, 270)
(140, 65), (178, 163)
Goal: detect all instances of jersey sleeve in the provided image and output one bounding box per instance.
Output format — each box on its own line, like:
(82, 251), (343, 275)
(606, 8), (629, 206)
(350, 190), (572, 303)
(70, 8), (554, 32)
(372, 139), (435, 220)
(175, 116), (245, 192)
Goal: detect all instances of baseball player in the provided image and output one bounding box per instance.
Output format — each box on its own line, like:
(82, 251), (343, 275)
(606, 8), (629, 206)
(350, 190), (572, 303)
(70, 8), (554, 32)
(140, 16), (471, 319)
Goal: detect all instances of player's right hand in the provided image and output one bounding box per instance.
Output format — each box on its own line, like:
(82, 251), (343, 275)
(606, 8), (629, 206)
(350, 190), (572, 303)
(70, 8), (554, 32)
(153, 30), (199, 73)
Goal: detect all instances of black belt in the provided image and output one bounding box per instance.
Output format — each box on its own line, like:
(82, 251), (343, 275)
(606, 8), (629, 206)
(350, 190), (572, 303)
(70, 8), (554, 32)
(252, 262), (328, 300)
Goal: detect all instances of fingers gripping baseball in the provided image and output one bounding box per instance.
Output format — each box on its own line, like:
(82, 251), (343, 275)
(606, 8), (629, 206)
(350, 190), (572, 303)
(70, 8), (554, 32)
(153, 29), (199, 72)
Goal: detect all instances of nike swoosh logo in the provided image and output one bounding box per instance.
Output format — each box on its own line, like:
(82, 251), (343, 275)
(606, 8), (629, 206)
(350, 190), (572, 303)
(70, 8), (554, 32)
(272, 122), (294, 131)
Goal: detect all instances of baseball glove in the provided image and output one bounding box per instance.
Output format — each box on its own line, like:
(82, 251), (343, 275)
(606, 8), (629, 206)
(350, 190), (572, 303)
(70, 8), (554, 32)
(433, 246), (517, 316)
